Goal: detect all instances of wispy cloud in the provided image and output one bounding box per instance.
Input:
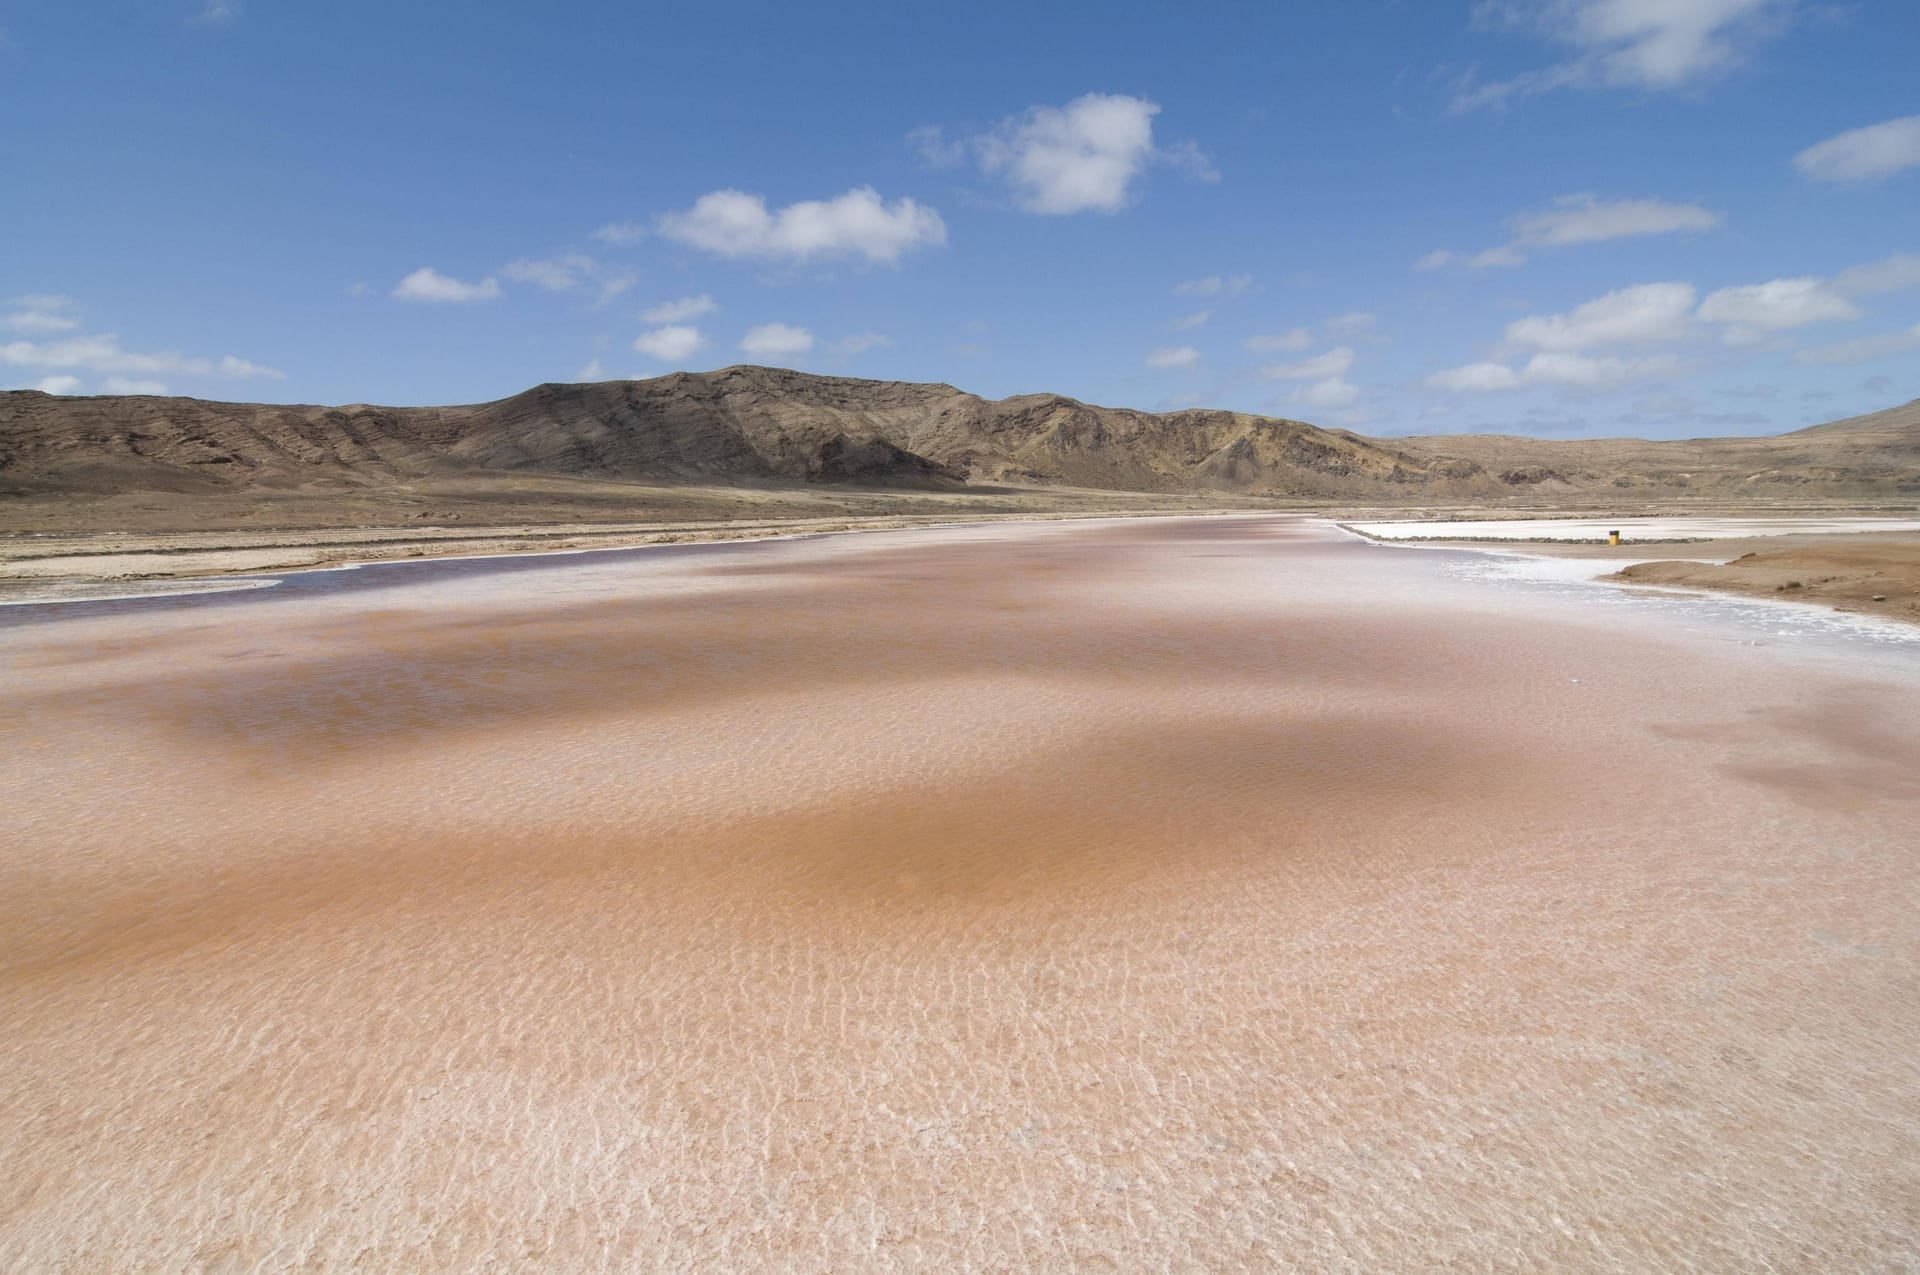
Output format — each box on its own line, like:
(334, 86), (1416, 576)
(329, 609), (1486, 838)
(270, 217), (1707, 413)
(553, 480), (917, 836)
(1794, 115), (1920, 183)
(640, 294), (718, 324)
(1453, 0), (1800, 112)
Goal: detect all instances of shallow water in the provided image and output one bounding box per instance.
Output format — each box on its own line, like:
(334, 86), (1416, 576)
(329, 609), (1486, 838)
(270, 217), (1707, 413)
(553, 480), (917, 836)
(3, 514), (1917, 1271)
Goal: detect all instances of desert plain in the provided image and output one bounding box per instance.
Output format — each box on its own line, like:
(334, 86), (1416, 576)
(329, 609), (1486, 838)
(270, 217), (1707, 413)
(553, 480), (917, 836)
(3, 512), (1918, 1271)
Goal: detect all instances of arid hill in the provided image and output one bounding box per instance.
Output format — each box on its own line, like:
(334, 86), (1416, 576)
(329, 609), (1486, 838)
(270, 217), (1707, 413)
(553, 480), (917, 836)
(3, 367), (1917, 523)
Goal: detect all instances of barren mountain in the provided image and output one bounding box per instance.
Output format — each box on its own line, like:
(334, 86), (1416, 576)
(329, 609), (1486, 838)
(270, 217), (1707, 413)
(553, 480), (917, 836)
(3, 367), (1917, 519)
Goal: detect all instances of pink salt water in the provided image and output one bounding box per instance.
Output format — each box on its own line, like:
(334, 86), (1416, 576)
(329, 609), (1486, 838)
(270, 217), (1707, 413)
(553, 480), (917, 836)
(2, 514), (1916, 1271)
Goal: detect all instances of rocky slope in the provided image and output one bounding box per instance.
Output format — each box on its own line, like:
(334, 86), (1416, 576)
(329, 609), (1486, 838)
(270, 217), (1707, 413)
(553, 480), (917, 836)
(2, 366), (1916, 506)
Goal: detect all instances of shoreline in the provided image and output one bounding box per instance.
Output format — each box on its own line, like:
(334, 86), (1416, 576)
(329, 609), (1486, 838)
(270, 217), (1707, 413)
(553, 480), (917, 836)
(1336, 521), (1920, 629)
(0, 507), (1276, 607)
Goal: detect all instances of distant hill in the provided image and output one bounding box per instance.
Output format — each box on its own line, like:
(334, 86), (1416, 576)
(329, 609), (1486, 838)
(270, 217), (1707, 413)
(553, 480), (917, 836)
(3, 366), (1917, 507)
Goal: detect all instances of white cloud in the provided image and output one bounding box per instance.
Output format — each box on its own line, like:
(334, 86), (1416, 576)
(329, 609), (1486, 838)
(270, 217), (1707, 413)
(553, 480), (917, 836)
(576, 358), (606, 381)
(1295, 377), (1361, 408)
(1, 309), (78, 333)
(1831, 253), (1920, 297)
(1145, 345), (1201, 368)
(1426, 361), (1524, 392)
(953, 93), (1211, 215)
(1245, 329), (1313, 353)
(641, 294), (718, 324)
(1173, 273), (1251, 298)
(1505, 282), (1697, 350)
(591, 221), (648, 245)
(1324, 312), (1379, 341)
(1520, 350), (1687, 388)
(740, 323), (813, 359)
(1794, 116), (1920, 183)
(1469, 244), (1529, 269)
(1425, 350), (1687, 392)
(217, 355), (284, 379)
(633, 325), (705, 362)
(906, 125), (969, 168)
(1172, 309), (1211, 330)
(1696, 277), (1859, 343)
(103, 377), (168, 395)
(833, 333), (891, 355)
(1262, 346), (1355, 380)
(1511, 193), (1723, 245)
(33, 375), (82, 395)
(658, 187), (946, 265)
(392, 267), (501, 303)
(192, 0), (239, 24)
(500, 255), (633, 305)
(1792, 323), (1920, 365)
(501, 255), (598, 292)
(10, 293), (76, 311)
(1457, 0), (1798, 110)
(1426, 194), (1723, 272)
(1, 331), (278, 379)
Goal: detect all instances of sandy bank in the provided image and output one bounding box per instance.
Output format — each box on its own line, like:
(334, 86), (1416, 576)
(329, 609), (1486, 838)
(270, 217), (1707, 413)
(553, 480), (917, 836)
(1609, 536), (1920, 625)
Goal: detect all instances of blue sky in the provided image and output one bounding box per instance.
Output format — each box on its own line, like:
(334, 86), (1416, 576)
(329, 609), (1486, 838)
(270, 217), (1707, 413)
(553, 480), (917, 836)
(3, 0), (1917, 438)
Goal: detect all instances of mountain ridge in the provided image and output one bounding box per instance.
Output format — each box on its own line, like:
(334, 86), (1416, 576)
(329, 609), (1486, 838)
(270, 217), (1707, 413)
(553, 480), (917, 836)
(4, 366), (1917, 507)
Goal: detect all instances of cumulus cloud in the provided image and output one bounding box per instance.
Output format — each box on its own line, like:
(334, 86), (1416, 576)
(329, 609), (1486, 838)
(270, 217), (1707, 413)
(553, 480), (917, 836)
(576, 358), (606, 381)
(1173, 273), (1251, 298)
(1415, 250), (1457, 271)
(1505, 282), (1698, 350)
(34, 375), (82, 394)
(658, 187), (945, 265)
(1696, 277), (1859, 344)
(192, 0), (240, 24)
(740, 323), (814, 359)
(922, 93), (1215, 215)
(1794, 116), (1920, 183)
(1172, 309), (1211, 330)
(1792, 323), (1920, 365)
(632, 325), (705, 362)
(392, 267), (501, 303)
(1455, 0), (1799, 111)
(1262, 346), (1356, 381)
(1145, 345), (1201, 368)
(3, 294), (80, 333)
(641, 294), (718, 324)
(1245, 329), (1313, 353)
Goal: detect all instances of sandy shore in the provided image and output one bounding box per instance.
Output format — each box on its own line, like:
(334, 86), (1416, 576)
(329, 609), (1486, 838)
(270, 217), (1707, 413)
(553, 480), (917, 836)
(3, 514), (1917, 1270)
(0, 507), (1248, 606)
(1343, 520), (1920, 628)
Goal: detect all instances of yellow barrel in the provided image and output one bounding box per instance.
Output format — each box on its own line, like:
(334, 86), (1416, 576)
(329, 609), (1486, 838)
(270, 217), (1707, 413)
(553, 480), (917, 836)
(1609, 529), (1621, 546)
